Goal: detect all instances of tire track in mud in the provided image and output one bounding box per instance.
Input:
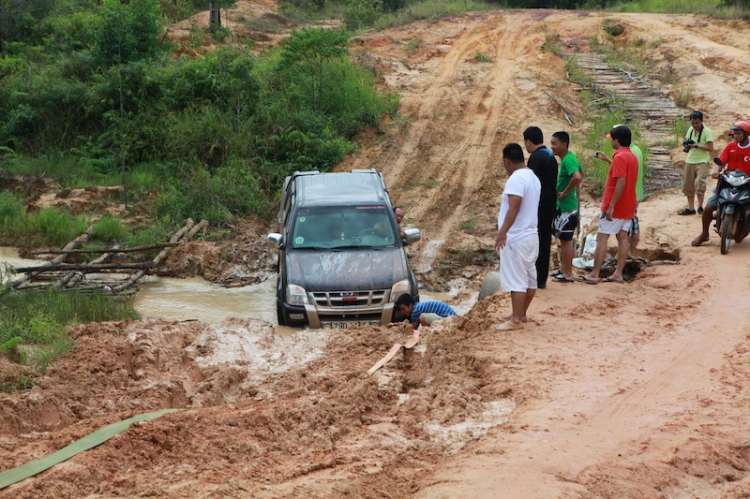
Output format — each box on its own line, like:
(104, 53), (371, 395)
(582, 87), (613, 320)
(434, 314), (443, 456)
(395, 14), (541, 273)
(379, 19), (486, 191)
(415, 21), (528, 272)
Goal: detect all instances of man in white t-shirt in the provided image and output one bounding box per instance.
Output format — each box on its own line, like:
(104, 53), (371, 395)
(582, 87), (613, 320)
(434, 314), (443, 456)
(494, 143), (542, 331)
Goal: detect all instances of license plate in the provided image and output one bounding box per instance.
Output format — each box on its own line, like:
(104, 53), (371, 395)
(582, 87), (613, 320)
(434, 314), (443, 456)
(321, 321), (377, 329)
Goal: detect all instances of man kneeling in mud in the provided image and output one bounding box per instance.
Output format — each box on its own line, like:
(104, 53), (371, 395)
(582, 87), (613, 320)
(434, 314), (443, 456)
(396, 294), (457, 329)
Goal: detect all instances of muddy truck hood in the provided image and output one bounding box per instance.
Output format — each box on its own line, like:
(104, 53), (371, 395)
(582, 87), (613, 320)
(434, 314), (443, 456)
(285, 248), (408, 292)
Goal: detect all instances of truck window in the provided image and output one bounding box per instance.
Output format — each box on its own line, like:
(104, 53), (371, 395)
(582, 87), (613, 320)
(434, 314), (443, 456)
(291, 206), (396, 249)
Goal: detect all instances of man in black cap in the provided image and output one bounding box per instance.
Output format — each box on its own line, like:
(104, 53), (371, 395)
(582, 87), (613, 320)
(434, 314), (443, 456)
(523, 126), (558, 289)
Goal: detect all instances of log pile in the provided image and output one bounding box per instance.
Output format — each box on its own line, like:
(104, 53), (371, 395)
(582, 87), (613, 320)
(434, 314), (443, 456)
(11, 219), (208, 295)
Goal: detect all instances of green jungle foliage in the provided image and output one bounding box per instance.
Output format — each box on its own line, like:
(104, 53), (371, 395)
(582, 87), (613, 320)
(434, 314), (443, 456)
(0, 1), (398, 230)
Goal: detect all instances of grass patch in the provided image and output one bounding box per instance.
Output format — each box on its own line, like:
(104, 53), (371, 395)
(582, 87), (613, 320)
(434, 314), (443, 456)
(460, 215), (478, 231)
(405, 37), (423, 54)
(0, 288), (139, 389)
(372, 0), (494, 30)
(542, 32), (563, 56)
(0, 203), (90, 247)
(418, 175), (440, 189)
(611, 0), (748, 18)
(673, 82), (693, 108)
(92, 215), (129, 243)
(472, 51), (493, 63)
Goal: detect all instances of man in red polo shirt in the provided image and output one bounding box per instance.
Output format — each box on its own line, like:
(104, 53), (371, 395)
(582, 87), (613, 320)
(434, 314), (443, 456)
(692, 121), (750, 246)
(578, 125), (638, 284)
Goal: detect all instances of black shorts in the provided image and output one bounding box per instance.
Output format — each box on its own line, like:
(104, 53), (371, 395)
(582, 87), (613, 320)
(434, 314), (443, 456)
(628, 209), (640, 236)
(552, 209), (578, 241)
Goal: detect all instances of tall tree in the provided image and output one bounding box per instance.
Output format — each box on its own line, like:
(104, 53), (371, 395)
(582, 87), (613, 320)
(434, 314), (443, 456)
(93, 0), (165, 65)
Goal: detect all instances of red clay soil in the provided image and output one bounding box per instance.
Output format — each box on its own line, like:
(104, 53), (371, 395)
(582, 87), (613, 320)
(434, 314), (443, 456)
(4, 6), (750, 498)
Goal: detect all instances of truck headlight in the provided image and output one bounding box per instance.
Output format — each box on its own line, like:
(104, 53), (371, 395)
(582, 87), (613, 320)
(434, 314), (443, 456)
(286, 284), (309, 306)
(389, 279), (411, 302)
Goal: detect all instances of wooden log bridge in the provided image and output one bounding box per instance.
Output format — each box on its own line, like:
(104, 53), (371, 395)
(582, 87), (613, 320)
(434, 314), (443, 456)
(12, 219), (208, 295)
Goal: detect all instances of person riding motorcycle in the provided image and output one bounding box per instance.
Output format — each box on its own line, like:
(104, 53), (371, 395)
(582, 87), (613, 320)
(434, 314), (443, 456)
(691, 121), (750, 246)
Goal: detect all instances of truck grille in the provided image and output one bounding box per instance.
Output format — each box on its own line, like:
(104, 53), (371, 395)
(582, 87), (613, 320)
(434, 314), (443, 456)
(311, 289), (388, 308)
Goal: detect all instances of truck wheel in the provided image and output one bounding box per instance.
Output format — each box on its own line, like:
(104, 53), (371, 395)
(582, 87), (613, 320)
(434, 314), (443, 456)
(276, 302), (287, 326)
(478, 271), (501, 300)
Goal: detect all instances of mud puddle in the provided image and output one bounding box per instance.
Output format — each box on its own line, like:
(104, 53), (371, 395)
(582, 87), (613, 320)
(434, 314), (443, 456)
(134, 275), (277, 324)
(1, 246), (469, 328)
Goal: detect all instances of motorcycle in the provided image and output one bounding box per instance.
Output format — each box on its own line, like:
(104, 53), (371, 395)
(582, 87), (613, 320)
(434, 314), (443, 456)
(713, 157), (750, 254)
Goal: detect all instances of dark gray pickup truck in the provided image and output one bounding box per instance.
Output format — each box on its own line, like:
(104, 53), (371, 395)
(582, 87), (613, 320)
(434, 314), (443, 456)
(266, 169), (420, 328)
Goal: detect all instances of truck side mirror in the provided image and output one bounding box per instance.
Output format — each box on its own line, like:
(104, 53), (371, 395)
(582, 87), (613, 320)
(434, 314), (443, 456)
(404, 228), (421, 245)
(266, 233), (283, 248)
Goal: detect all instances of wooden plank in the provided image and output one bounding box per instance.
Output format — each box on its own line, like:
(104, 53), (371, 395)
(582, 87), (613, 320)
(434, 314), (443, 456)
(31, 243), (178, 256)
(14, 262), (154, 273)
(111, 219), (204, 294)
(12, 224), (95, 288)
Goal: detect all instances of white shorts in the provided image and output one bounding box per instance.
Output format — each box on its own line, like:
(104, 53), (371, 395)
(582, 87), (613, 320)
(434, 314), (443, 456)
(598, 213), (632, 235)
(499, 233), (539, 293)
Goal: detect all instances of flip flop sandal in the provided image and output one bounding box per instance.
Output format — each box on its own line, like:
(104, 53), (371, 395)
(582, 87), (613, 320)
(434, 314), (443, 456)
(549, 269), (563, 277)
(575, 275), (600, 284)
(552, 275), (575, 283)
(602, 276), (624, 283)
(678, 208), (696, 215)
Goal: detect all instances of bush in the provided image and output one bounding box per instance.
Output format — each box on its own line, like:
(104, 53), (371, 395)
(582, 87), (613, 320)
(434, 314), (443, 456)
(153, 161), (270, 225)
(28, 208), (90, 247)
(92, 216), (129, 243)
(343, 0), (382, 30)
(0, 10), (397, 232)
(92, 0), (166, 66)
(0, 191), (24, 235)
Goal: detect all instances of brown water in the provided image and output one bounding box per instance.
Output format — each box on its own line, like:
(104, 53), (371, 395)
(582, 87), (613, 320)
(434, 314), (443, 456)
(133, 275), (277, 325)
(1, 246), (467, 328)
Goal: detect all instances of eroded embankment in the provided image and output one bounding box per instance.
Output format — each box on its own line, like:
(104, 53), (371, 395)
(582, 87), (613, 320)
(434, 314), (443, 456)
(0, 293), (517, 497)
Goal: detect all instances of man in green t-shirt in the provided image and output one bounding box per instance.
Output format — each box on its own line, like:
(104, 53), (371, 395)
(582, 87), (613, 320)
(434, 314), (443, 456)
(549, 131), (583, 283)
(629, 143), (644, 255)
(678, 111), (714, 215)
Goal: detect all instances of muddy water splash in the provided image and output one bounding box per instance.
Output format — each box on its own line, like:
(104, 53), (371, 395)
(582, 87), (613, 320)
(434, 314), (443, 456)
(1, 247), (467, 325)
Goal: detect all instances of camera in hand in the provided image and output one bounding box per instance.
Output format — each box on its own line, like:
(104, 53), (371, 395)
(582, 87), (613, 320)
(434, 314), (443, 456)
(683, 139), (696, 153)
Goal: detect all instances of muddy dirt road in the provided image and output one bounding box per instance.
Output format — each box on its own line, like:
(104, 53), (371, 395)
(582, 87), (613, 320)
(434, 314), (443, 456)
(3, 8), (750, 498)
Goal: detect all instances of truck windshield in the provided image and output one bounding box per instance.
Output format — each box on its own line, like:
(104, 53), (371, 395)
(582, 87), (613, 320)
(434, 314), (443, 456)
(290, 206), (397, 249)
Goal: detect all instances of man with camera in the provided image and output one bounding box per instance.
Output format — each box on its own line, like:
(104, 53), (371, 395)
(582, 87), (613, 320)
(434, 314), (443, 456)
(678, 111), (714, 215)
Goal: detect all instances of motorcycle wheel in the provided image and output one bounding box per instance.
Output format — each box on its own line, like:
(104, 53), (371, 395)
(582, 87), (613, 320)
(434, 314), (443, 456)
(720, 211), (734, 255)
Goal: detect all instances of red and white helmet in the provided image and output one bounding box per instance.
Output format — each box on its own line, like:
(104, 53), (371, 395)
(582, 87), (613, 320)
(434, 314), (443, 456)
(730, 121), (750, 133)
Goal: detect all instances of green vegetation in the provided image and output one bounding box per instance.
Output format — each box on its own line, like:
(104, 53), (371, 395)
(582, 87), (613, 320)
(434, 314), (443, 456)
(611, 0), (749, 17)
(563, 56), (647, 192)
(371, 0), (493, 29)
(0, 286), (139, 391)
(0, 2), (398, 237)
(460, 215), (478, 231)
(2, 0), (748, 245)
(0, 191), (172, 249)
(0, 192), (90, 246)
(472, 51), (494, 63)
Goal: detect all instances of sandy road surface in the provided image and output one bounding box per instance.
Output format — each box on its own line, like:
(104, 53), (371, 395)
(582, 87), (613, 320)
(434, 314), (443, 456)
(417, 191), (750, 497)
(3, 8), (750, 498)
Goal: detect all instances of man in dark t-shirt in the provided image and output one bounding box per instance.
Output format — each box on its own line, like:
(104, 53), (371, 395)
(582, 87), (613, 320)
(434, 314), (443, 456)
(523, 126), (558, 289)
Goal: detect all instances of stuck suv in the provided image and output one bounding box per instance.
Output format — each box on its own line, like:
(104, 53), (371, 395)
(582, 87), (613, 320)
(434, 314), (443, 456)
(266, 169), (421, 328)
